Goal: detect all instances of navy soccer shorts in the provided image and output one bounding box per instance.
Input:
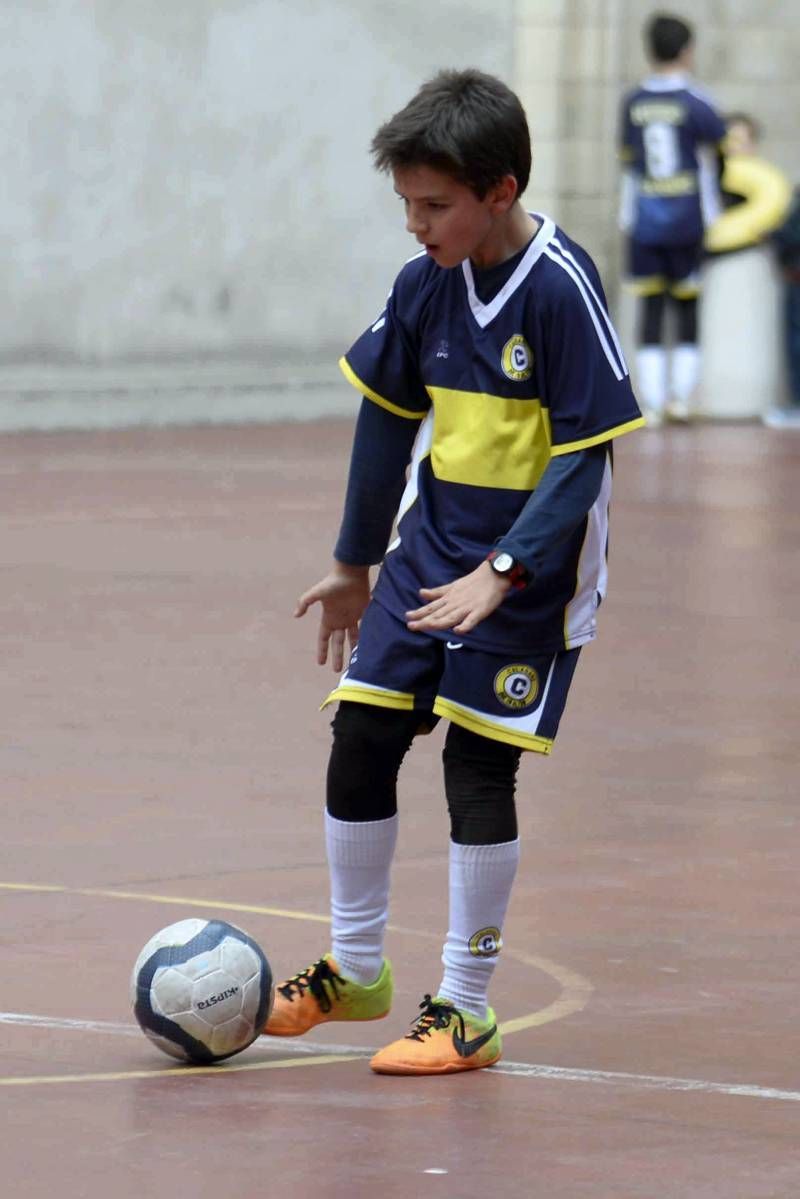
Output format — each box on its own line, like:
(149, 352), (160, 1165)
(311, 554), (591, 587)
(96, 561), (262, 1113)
(321, 600), (581, 755)
(626, 238), (703, 298)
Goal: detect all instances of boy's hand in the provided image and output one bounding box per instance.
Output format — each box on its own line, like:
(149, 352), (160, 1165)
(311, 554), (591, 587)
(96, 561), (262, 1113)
(406, 561), (511, 635)
(295, 563), (371, 670)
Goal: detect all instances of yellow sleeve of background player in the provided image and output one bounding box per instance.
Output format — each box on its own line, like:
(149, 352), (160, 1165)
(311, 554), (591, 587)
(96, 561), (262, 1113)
(704, 156), (793, 254)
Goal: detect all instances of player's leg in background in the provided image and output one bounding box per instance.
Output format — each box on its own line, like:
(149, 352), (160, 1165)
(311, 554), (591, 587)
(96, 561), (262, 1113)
(263, 702), (424, 1036)
(785, 278), (800, 410)
(629, 239), (669, 427)
(636, 291), (669, 426)
(762, 275), (800, 427)
(664, 243), (703, 422)
(667, 266), (701, 422)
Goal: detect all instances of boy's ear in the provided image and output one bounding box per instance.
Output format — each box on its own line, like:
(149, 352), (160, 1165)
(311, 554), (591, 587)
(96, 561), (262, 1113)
(487, 174), (519, 213)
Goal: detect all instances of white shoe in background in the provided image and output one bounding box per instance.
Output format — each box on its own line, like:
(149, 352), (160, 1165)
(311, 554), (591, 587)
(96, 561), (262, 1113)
(643, 407), (665, 429)
(762, 406), (800, 428)
(666, 398), (692, 423)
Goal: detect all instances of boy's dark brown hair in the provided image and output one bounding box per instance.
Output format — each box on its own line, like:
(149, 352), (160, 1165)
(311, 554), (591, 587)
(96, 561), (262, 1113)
(371, 68), (532, 199)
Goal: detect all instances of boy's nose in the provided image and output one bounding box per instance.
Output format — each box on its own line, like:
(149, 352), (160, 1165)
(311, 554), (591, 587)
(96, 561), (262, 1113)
(405, 208), (426, 236)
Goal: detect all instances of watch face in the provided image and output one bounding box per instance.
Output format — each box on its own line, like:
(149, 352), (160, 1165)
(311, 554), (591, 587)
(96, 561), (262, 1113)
(492, 552), (514, 573)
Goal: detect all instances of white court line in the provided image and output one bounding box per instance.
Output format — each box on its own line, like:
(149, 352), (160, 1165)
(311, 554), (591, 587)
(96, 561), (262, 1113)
(490, 1061), (800, 1103)
(2, 1011), (799, 1104)
(0, 1013), (140, 1036)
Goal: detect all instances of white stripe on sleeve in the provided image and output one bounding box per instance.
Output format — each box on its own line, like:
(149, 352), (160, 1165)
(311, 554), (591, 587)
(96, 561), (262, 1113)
(543, 246), (627, 381)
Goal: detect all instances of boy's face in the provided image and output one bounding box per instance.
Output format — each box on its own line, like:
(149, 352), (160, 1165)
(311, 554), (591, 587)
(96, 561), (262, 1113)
(725, 120), (756, 156)
(393, 164), (516, 269)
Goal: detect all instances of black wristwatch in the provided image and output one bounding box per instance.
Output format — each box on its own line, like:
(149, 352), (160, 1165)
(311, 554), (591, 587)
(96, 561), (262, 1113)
(486, 549), (529, 590)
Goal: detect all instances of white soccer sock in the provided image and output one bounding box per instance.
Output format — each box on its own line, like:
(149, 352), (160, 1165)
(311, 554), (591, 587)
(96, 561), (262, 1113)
(670, 343), (700, 406)
(437, 838), (521, 1022)
(325, 810), (397, 986)
(636, 346), (669, 414)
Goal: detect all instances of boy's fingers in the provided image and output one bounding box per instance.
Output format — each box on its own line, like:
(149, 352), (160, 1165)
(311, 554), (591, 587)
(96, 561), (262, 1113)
(452, 615), (477, 633)
(330, 629), (346, 672)
(406, 597), (447, 619)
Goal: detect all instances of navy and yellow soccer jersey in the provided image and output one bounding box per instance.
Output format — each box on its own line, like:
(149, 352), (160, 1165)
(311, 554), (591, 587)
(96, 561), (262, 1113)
(339, 214), (643, 656)
(619, 75), (726, 246)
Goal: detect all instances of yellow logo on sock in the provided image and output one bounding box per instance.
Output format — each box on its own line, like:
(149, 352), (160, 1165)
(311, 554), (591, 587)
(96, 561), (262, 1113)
(469, 927), (503, 957)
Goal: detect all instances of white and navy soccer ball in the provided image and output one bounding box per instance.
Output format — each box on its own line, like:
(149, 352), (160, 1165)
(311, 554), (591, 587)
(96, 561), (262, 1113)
(131, 918), (273, 1063)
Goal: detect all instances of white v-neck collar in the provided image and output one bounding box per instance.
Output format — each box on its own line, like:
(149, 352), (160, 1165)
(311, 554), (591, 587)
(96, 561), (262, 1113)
(461, 213), (555, 329)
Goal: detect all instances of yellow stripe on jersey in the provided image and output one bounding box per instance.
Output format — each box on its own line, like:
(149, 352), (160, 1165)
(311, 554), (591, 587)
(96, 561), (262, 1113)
(427, 387), (552, 491)
(550, 416), (645, 456)
(338, 357), (427, 421)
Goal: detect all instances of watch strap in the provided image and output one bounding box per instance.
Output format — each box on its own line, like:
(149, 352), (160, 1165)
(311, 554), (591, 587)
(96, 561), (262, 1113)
(486, 549), (529, 590)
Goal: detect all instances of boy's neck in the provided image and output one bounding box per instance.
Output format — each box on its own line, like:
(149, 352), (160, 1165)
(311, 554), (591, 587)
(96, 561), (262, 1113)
(651, 48), (693, 77)
(470, 203), (540, 270)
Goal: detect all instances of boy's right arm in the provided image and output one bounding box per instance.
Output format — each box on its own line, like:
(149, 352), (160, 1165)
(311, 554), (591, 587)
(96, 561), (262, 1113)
(296, 397), (418, 670)
(295, 563), (371, 671)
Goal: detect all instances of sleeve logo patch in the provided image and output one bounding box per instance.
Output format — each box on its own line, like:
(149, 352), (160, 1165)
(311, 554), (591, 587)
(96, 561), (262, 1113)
(501, 335), (534, 381)
(494, 664), (539, 709)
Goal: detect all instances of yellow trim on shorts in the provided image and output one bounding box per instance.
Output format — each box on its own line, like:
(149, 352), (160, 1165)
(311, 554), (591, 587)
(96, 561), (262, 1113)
(321, 683), (415, 711)
(433, 697), (553, 755)
(550, 416), (646, 455)
(669, 280), (700, 299)
(626, 276), (666, 296)
(338, 357), (427, 420)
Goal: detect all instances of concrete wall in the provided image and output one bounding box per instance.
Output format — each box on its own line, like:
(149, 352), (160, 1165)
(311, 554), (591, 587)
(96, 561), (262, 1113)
(2, 0), (512, 364)
(1, 0), (798, 426)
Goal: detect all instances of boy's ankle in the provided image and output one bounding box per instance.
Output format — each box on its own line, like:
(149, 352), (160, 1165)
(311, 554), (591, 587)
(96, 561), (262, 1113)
(332, 952), (385, 987)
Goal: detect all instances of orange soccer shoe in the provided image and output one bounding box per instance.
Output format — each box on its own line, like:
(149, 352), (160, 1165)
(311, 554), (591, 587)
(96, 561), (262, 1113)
(263, 954), (393, 1037)
(369, 994), (502, 1075)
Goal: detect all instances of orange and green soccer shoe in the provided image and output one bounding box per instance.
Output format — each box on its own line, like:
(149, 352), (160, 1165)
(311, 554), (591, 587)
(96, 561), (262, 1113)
(370, 994), (501, 1075)
(263, 954), (392, 1037)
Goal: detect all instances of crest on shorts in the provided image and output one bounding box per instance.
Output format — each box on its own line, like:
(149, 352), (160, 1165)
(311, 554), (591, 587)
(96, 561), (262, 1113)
(501, 335), (533, 381)
(494, 664), (539, 710)
(469, 927), (503, 957)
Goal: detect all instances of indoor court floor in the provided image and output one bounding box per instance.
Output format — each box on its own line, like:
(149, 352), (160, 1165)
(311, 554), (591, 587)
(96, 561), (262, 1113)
(1, 417), (798, 1197)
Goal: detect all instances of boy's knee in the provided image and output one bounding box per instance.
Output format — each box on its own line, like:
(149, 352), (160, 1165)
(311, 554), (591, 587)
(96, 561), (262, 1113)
(442, 723), (521, 845)
(326, 702), (428, 822)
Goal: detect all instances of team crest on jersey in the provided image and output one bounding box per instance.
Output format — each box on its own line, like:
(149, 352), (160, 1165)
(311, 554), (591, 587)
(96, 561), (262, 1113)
(469, 927), (503, 957)
(494, 664), (539, 710)
(501, 335), (533, 381)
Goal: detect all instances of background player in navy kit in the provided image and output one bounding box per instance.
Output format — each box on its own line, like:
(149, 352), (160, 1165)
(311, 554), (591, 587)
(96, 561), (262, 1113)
(619, 13), (726, 425)
(262, 69), (643, 1075)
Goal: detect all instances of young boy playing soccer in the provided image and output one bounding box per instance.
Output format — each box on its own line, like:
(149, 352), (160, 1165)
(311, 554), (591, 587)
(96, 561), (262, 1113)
(618, 13), (726, 425)
(263, 69), (643, 1075)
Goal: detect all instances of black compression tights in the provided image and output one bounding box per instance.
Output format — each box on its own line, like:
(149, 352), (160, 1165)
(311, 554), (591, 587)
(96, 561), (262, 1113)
(326, 703), (521, 846)
(639, 293), (698, 345)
